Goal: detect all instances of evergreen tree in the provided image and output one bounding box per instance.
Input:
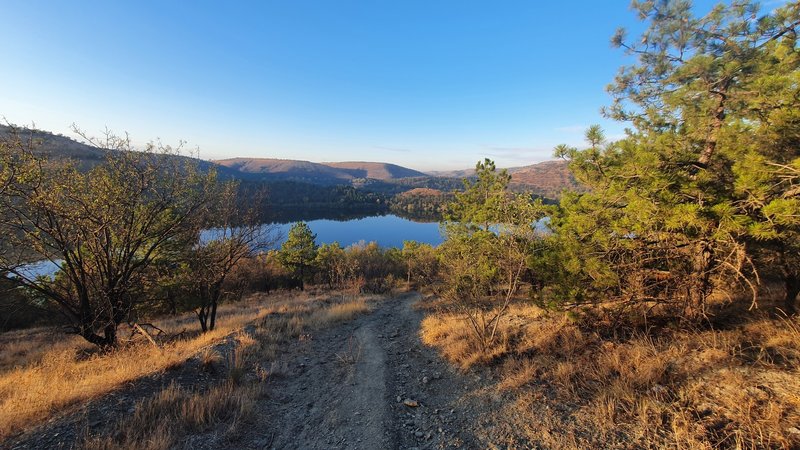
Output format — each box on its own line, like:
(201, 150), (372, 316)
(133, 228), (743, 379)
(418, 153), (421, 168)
(439, 159), (544, 350)
(550, 1), (800, 317)
(278, 222), (318, 290)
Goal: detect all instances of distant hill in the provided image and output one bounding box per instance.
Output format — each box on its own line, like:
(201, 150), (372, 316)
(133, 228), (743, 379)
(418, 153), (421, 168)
(429, 160), (580, 198)
(0, 124), (244, 179)
(214, 158), (427, 184)
(507, 160), (581, 198)
(324, 161), (427, 180)
(214, 157), (353, 184)
(426, 168), (475, 178)
(1, 125), (580, 199)
(0, 125), (107, 169)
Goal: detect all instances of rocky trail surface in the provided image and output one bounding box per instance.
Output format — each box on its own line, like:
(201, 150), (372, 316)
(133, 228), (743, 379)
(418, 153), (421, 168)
(225, 292), (491, 450)
(6, 293), (505, 450)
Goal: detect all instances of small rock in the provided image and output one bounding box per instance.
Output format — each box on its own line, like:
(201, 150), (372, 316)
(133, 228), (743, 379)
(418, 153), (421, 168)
(422, 376), (429, 384)
(396, 396), (403, 403)
(414, 431), (424, 438)
(404, 399), (420, 407)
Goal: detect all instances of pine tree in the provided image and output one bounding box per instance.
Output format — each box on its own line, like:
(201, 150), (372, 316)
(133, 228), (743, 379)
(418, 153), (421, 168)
(550, 1), (800, 317)
(278, 222), (318, 290)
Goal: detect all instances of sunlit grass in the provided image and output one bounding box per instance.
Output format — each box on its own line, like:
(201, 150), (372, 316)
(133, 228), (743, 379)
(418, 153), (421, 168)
(421, 300), (800, 448)
(0, 290), (376, 441)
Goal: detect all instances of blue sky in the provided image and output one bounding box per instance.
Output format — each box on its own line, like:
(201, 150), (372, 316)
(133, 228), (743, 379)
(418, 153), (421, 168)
(0, 0), (741, 170)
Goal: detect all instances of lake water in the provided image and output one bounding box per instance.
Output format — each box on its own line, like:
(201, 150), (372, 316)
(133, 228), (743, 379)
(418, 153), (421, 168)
(17, 215), (554, 279)
(19, 215), (442, 279)
(273, 214), (443, 248)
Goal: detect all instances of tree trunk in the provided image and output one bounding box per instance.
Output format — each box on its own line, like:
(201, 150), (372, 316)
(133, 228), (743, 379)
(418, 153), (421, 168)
(687, 241), (713, 320)
(209, 299), (218, 331)
(698, 86), (728, 168)
(197, 307), (208, 332)
(81, 329), (115, 349)
(299, 265), (305, 291)
(103, 322), (117, 348)
(779, 244), (799, 316)
(784, 275), (799, 316)
(167, 290), (177, 315)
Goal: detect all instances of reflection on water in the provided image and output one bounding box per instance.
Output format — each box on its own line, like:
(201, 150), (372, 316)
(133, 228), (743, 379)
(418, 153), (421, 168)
(274, 214), (443, 248)
(15, 215), (550, 280)
(200, 214), (444, 250)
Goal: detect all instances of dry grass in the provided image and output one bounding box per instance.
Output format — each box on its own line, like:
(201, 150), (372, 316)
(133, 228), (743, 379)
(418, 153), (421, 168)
(420, 303), (549, 369)
(308, 296), (370, 327)
(421, 302), (800, 448)
(82, 381), (261, 450)
(0, 290), (375, 441)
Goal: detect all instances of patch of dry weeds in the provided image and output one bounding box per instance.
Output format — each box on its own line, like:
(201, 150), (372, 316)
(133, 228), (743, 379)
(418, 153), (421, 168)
(422, 301), (800, 448)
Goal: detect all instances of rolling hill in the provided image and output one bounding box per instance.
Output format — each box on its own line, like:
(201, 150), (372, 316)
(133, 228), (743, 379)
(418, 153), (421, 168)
(0, 125), (245, 179)
(507, 160), (581, 198)
(430, 159), (580, 198)
(214, 158), (428, 184)
(1, 125), (581, 199)
(324, 161), (427, 180)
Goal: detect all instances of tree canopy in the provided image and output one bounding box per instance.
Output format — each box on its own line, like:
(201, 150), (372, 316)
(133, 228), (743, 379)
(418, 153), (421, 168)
(0, 127), (218, 346)
(547, 0), (800, 317)
(277, 222), (319, 289)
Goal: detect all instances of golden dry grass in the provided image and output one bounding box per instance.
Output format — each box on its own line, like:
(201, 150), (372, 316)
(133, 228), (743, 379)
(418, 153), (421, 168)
(0, 290), (375, 441)
(421, 302), (800, 448)
(82, 381), (261, 450)
(420, 303), (549, 369)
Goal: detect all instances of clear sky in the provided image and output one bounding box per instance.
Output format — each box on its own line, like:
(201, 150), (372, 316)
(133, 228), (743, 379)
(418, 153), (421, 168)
(0, 0), (741, 170)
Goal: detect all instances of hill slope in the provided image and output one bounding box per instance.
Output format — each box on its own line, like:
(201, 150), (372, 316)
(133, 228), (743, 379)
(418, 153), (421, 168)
(507, 160), (581, 197)
(1, 125), (581, 198)
(214, 158), (428, 183)
(214, 157), (354, 184)
(430, 159), (580, 198)
(0, 125), (244, 179)
(324, 161), (427, 180)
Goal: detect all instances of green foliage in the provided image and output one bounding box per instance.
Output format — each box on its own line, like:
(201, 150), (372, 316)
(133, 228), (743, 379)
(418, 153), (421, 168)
(277, 222), (319, 288)
(0, 127), (218, 346)
(545, 1), (800, 317)
(310, 240), (404, 293)
(438, 159), (545, 349)
(400, 240), (439, 288)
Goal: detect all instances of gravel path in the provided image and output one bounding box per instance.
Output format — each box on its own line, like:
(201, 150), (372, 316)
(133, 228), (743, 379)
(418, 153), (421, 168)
(5, 292), (497, 449)
(230, 292), (488, 450)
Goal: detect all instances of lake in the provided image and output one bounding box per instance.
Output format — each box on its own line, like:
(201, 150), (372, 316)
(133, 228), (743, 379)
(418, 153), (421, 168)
(17, 215), (554, 279)
(19, 215), (442, 280)
(273, 214), (443, 248)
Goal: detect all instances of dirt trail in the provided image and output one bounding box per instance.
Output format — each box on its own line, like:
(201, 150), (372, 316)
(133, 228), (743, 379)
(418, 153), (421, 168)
(227, 292), (488, 450)
(6, 293), (497, 449)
